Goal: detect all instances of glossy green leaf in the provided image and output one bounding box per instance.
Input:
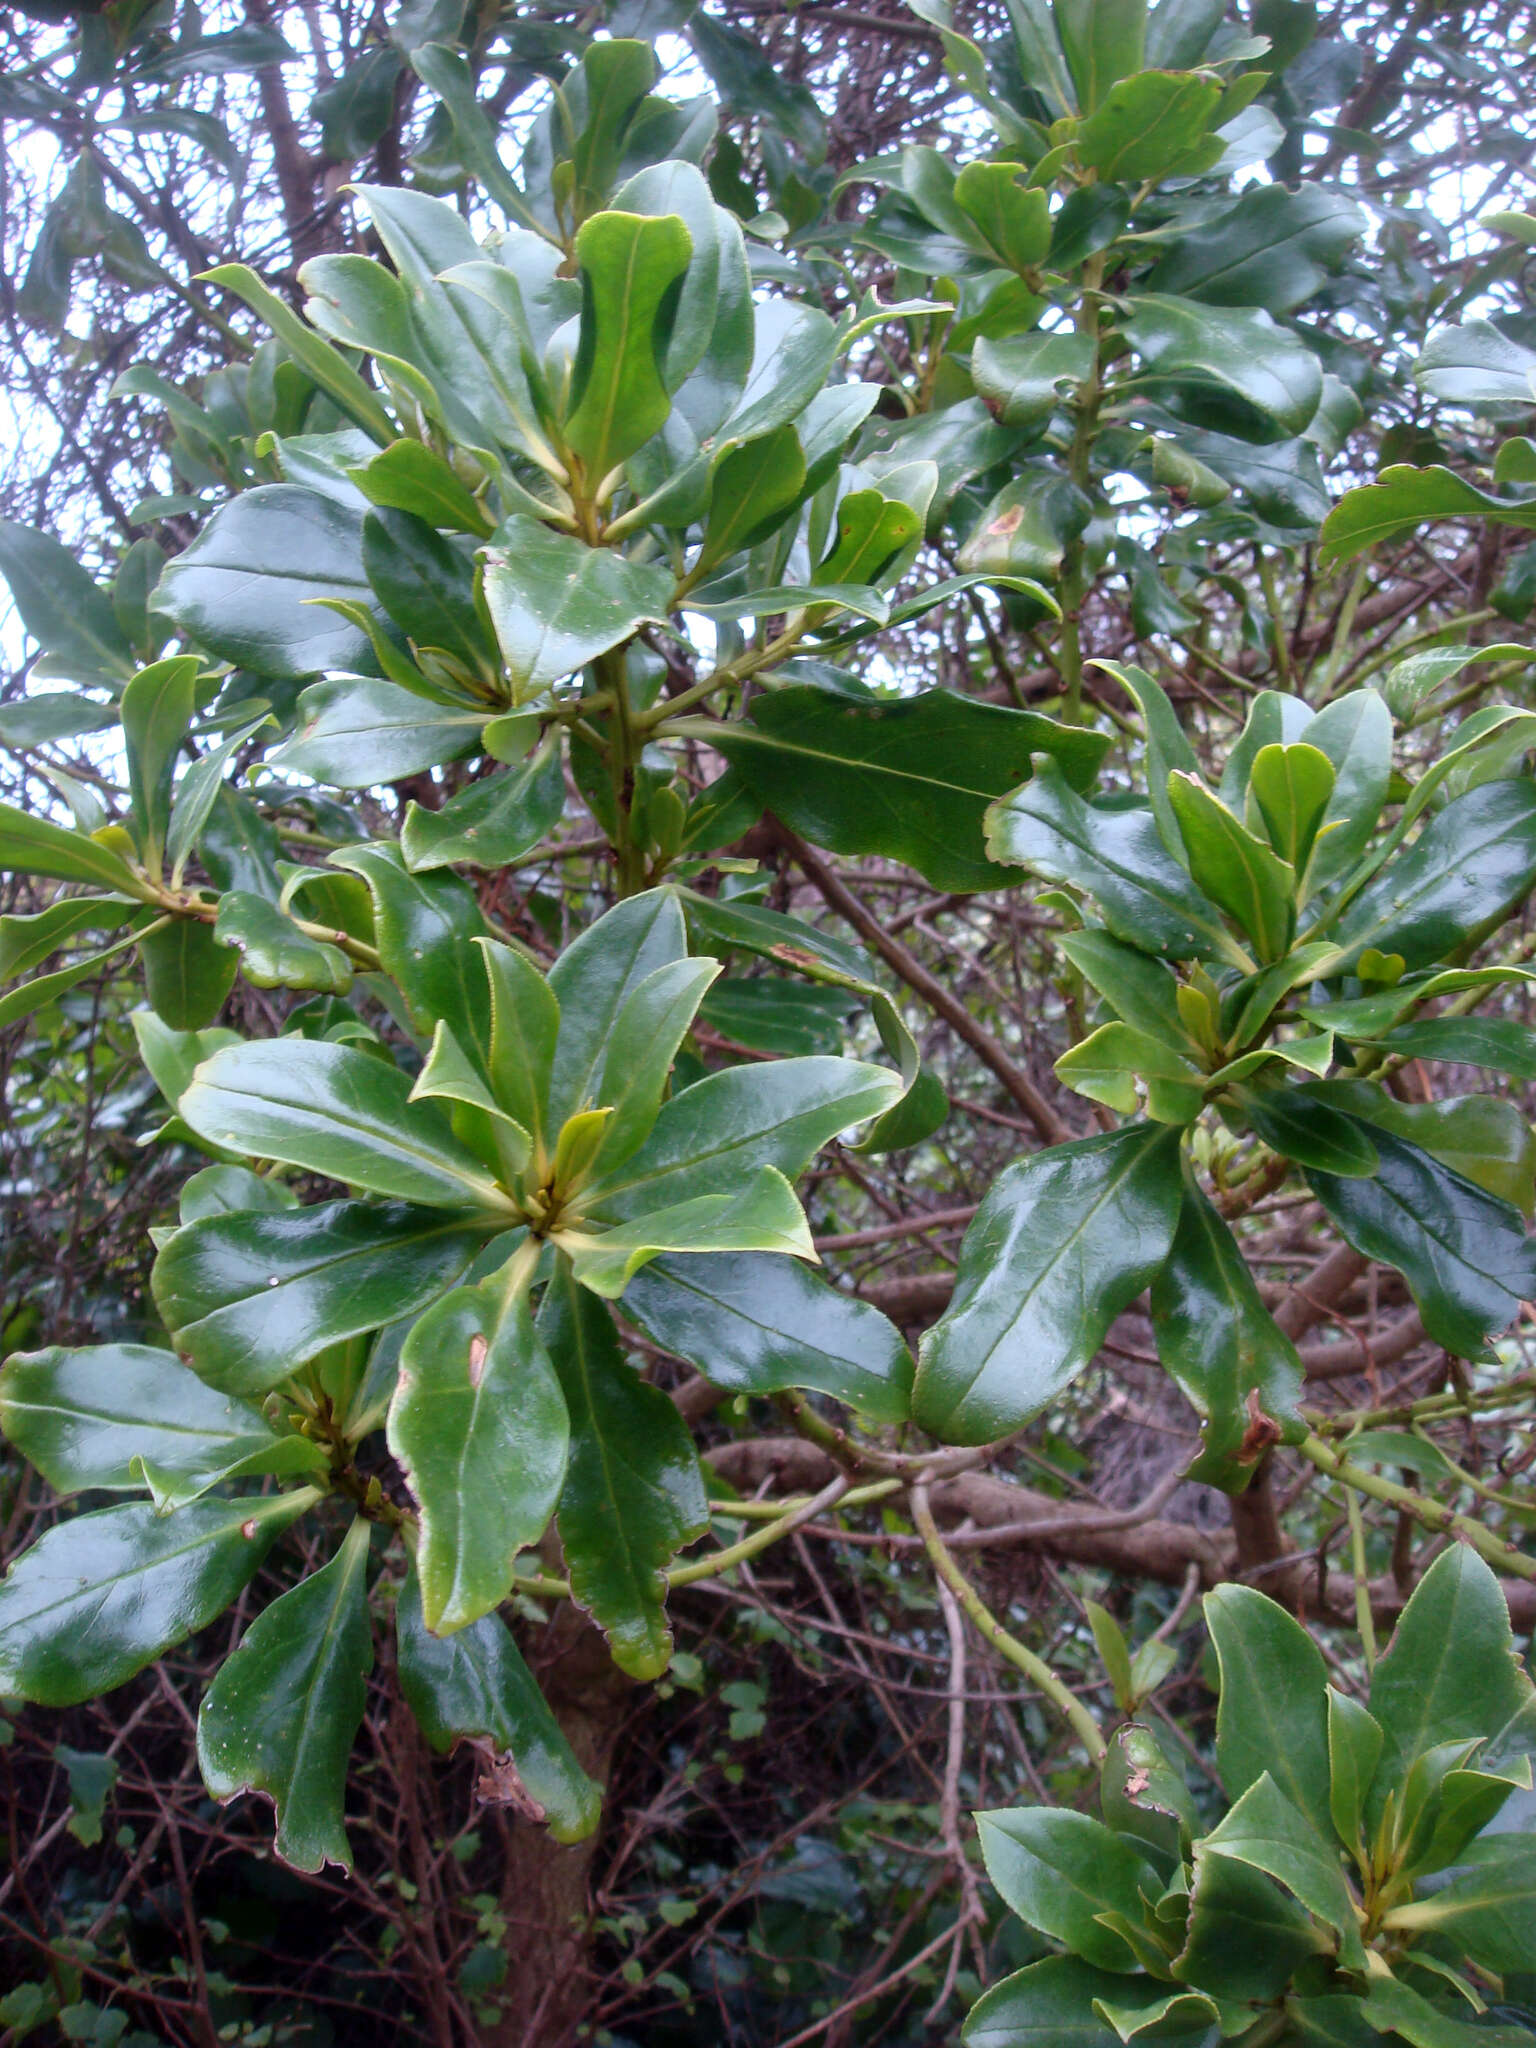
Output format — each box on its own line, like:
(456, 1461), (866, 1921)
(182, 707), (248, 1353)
(1384, 1835), (1536, 1970)
(564, 1165), (814, 1298)
(197, 1517), (372, 1873)
(698, 980), (858, 1058)
(586, 1053), (902, 1218)
(539, 1262), (707, 1678)
(1151, 1177), (1305, 1491)
(409, 1023), (532, 1181)
(963, 1957), (1181, 2048)
(0, 800), (144, 894)
(696, 425), (806, 571)
(388, 1264), (568, 1633)
(623, 1252), (912, 1420)
(1147, 185), (1364, 316)
(165, 713), (274, 886)
(120, 656), (199, 871)
(0, 897), (124, 983)
(1249, 744), (1336, 875)
(0, 1342), (322, 1504)
(1201, 1772), (1366, 1966)
(1302, 688), (1393, 888)
(1204, 1584), (1333, 1839)
(482, 518), (674, 704)
(273, 676), (486, 787)
(479, 939), (560, 1156)
(1327, 1688), (1383, 1856)
(588, 956), (720, 1176)
(394, 1569), (601, 1843)
(141, 917), (239, 1031)
(213, 893), (351, 997)
(0, 517), (135, 683)
(1100, 1724), (1196, 1866)
(180, 1040), (508, 1209)
(1374, 1014), (1536, 1077)
(1077, 69), (1225, 182)
(1306, 1125), (1536, 1357)
(402, 736), (566, 872)
(153, 1199), (487, 1394)
(1319, 463), (1536, 566)
(1239, 1086), (1379, 1176)
(1173, 1849), (1328, 1999)
(1311, 1081), (1536, 1215)
(1167, 772), (1294, 961)
(361, 507), (493, 675)
(912, 1123), (1183, 1445)
(201, 263), (394, 442)
(987, 759), (1241, 964)
(1124, 294), (1324, 440)
(976, 1807), (1158, 1972)
(0, 1494), (305, 1707)
(351, 439), (494, 537)
(1094, 661), (1199, 863)
(545, 888), (688, 1136)
(156, 487), (377, 680)
(709, 688), (1110, 894)
(562, 209), (693, 480)
(972, 332), (1095, 428)
(1053, 1021), (1204, 1123)
(951, 163), (1050, 271)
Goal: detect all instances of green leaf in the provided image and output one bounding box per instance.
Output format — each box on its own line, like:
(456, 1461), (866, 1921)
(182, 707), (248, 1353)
(1327, 1688), (1383, 1854)
(156, 487), (378, 680)
(330, 844), (494, 1075)
(623, 1252), (912, 1421)
(0, 693), (117, 749)
(57, 1745), (119, 1846)
(140, 918), (239, 1031)
(1201, 1772), (1366, 1966)
(1329, 778), (1536, 974)
(1373, 1014), (1536, 1078)
(1100, 1724), (1196, 1866)
(1167, 771), (1295, 960)
(402, 736), (566, 872)
(1147, 185), (1364, 317)
(166, 713), (274, 886)
(0, 1495), (305, 1707)
(1055, 932), (1189, 1056)
(1319, 463), (1536, 566)
(976, 1807), (1158, 1972)
(1151, 1177), (1305, 1492)
(1358, 1972), (1536, 2048)
(1123, 294), (1324, 440)
(562, 210), (693, 481)
(152, 1199), (487, 1394)
(1303, 689), (1393, 888)
(0, 898), (124, 983)
(707, 687), (1110, 895)
(539, 1261), (707, 1678)
(180, 1040), (508, 1209)
(1249, 744), (1336, 875)
(351, 439), (494, 537)
(912, 1123), (1183, 1444)
(1311, 1082), (1536, 1215)
(585, 1054), (902, 1218)
(964, 1957), (1178, 2048)
(1055, 0), (1146, 110)
(477, 939), (560, 1158)
(395, 1569), (601, 1843)
(197, 1517), (372, 1873)
(1239, 1087), (1380, 1177)
(1076, 69), (1225, 182)
(1306, 1125), (1536, 1358)
(698, 980), (859, 1058)
(696, 425), (807, 571)
(388, 1264), (568, 1633)
(0, 800), (144, 895)
(200, 263), (393, 441)
(1173, 1849), (1330, 1999)
(564, 1166), (814, 1298)
(1094, 661), (1200, 863)
(1384, 1835), (1536, 1971)
(972, 332), (1096, 428)
(987, 758), (1241, 964)
(0, 518), (135, 684)
(587, 957), (720, 1177)
(1204, 1583), (1333, 1840)
(1416, 317), (1536, 406)
(0, 1343), (322, 1504)
(120, 656), (199, 871)
(546, 888), (688, 1136)
(1054, 1021), (1204, 1123)
(272, 675), (487, 787)
(952, 163), (1051, 272)
(482, 518), (675, 704)
(361, 507), (493, 676)
(213, 893), (353, 997)
(1367, 1546), (1535, 1827)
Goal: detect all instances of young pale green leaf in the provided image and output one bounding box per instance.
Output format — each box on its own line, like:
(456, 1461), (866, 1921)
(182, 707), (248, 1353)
(623, 1252), (912, 1422)
(402, 736), (565, 872)
(562, 1165), (814, 1299)
(912, 1123), (1183, 1444)
(477, 938), (560, 1157)
(394, 1569), (601, 1843)
(539, 1262), (708, 1678)
(120, 656), (200, 871)
(1167, 772), (1294, 962)
(1303, 688), (1393, 887)
(1327, 1688), (1383, 1856)
(0, 1494), (307, 1707)
(165, 712), (274, 886)
(1151, 1178), (1305, 1492)
(197, 1517), (373, 1873)
(388, 1265), (568, 1633)
(585, 1054), (903, 1218)
(1204, 1584), (1333, 1840)
(1248, 743), (1336, 875)
(350, 438), (495, 536)
(986, 758), (1242, 964)
(586, 957), (720, 1177)
(0, 1343), (321, 1503)
(1055, 929), (1193, 1052)
(153, 1199), (488, 1394)
(975, 1808), (1159, 1972)
(951, 162), (1050, 272)
(179, 1040), (508, 1209)
(709, 687), (1109, 895)
(1085, 1600), (1134, 1715)
(1054, 1020), (1205, 1123)
(1200, 1772), (1366, 1966)
(1306, 1124), (1536, 1357)
(1076, 69), (1225, 182)
(482, 518), (674, 704)
(1219, 690), (1315, 808)
(545, 888), (688, 1136)
(562, 210), (693, 481)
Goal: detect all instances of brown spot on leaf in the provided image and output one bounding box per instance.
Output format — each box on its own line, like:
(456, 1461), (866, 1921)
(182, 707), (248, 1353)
(474, 1745), (547, 1822)
(989, 505), (1024, 536)
(241, 1519), (259, 1540)
(1238, 1388), (1283, 1463)
(1124, 1766), (1151, 1798)
(468, 1333), (489, 1388)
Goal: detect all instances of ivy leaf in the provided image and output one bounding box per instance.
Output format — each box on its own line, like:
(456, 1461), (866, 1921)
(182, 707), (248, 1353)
(387, 1263), (569, 1634)
(539, 1262), (708, 1679)
(197, 1518), (373, 1873)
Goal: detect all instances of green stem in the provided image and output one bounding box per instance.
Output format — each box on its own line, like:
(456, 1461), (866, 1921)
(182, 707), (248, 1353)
(910, 1484), (1107, 1763)
(1056, 256), (1106, 726)
(596, 644), (647, 896)
(1344, 1482), (1377, 1670)
(1299, 1431), (1536, 1583)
